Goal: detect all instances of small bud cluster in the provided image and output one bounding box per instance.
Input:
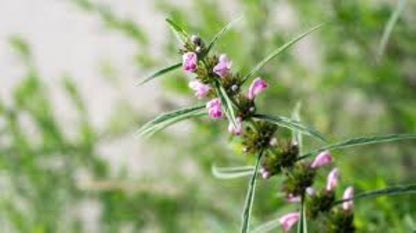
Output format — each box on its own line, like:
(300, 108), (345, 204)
(277, 151), (355, 232)
(180, 35), (269, 136)
(177, 33), (355, 233)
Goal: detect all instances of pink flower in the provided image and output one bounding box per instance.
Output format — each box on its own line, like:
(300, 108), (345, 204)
(310, 150), (333, 169)
(287, 194), (301, 203)
(188, 80), (210, 99)
(182, 52), (198, 72)
(248, 77), (268, 100)
(326, 168), (340, 192)
(213, 54), (232, 77)
(279, 212), (300, 233)
(342, 186), (354, 211)
(206, 98), (223, 119)
(228, 117), (243, 135)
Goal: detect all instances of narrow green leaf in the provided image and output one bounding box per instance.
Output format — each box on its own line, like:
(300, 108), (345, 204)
(142, 112), (206, 138)
(217, 84), (238, 128)
(212, 165), (255, 179)
(251, 218), (281, 233)
(137, 62), (181, 86)
(377, 0), (406, 62)
(291, 102), (303, 154)
(333, 184), (416, 206)
(241, 151), (263, 233)
(166, 18), (189, 44)
(253, 113), (326, 142)
(242, 23), (324, 83)
(298, 133), (416, 160)
(136, 104), (205, 137)
(205, 16), (243, 55)
(297, 196), (308, 233)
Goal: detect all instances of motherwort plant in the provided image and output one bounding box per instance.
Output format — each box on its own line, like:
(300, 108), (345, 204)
(138, 18), (416, 233)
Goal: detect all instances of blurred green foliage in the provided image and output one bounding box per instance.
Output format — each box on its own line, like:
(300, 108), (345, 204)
(1, 0), (415, 232)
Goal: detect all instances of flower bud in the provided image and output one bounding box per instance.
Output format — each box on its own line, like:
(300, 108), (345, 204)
(326, 168), (340, 192)
(260, 167), (271, 179)
(228, 117), (243, 136)
(213, 54), (232, 77)
(182, 52), (198, 73)
(306, 187), (316, 197)
(191, 35), (202, 46)
(310, 150), (333, 169)
(279, 212), (300, 233)
(269, 137), (278, 146)
(206, 98), (223, 119)
(287, 194), (301, 203)
(342, 186), (354, 211)
(248, 77), (268, 100)
(188, 80), (210, 99)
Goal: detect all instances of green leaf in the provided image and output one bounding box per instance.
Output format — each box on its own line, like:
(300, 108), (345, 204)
(291, 102), (303, 154)
(251, 218), (281, 233)
(298, 133), (416, 160)
(297, 196), (308, 233)
(217, 84), (238, 128)
(137, 62), (181, 85)
(242, 23), (324, 83)
(253, 114), (327, 142)
(166, 18), (189, 44)
(136, 104), (205, 137)
(240, 152), (263, 233)
(333, 183), (416, 206)
(377, 0), (406, 62)
(205, 16), (243, 55)
(211, 165), (255, 179)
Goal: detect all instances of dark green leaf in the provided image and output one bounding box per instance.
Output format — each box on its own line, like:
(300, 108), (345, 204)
(241, 152), (263, 233)
(137, 62), (181, 85)
(136, 104), (205, 137)
(253, 114), (327, 142)
(166, 18), (189, 44)
(298, 134), (416, 160)
(242, 23), (324, 83)
(333, 184), (416, 206)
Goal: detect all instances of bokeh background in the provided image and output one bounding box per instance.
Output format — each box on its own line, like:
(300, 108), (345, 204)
(0, 0), (415, 232)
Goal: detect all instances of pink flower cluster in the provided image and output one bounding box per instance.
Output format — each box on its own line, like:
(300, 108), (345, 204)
(183, 50), (269, 136)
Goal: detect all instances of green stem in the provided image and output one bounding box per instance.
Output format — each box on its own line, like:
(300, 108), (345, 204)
(240, 151), (264, 233)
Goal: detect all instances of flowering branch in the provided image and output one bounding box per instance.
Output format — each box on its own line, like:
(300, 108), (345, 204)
(138, 17), (416, 233)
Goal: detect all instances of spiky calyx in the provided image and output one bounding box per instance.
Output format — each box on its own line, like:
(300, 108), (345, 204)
(306, 190), (335, 219)
(261, 141), (299, 177)
(283, 162), (316, 196)
(242, 121), (277, 155)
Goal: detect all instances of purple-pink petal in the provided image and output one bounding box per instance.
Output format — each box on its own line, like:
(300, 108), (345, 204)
(213, 54), (232, 77)
(310, 150), (333, 169)
(182, 52), (198, 73)
(188, 80), (210, 99)
(326, 168), (340, 192)
(342, 186), (354, 211)
(206, 98), (223, 119)
(228, 117), (243, 135)
(248, 77), (268, 100)
(279, 212), (300, 233)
